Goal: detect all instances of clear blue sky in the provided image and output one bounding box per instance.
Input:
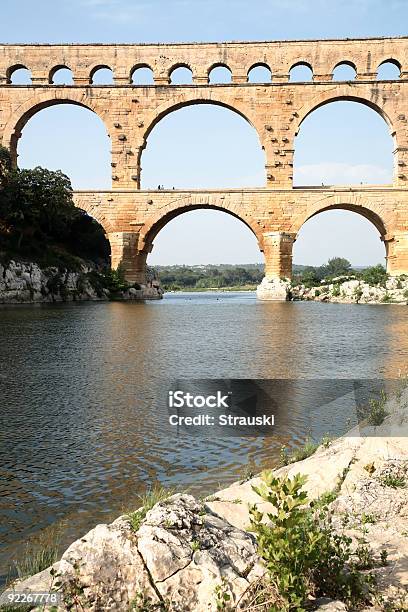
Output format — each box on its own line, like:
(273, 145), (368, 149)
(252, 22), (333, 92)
(3, 0), (405, 267)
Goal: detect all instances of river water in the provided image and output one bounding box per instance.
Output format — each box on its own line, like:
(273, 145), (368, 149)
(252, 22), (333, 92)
(1, 292), (408, 581)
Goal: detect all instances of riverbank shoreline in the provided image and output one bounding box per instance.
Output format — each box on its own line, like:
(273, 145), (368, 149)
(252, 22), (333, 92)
(5, 385), (408, 611)
(0, 260), (163, 303)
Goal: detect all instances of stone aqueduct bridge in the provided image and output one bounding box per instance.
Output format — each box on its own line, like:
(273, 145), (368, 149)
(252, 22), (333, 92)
(1, 37), (408, 284)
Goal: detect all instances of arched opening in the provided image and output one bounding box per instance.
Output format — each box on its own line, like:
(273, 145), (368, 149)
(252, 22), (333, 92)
(146, 208), (263, 290)
(132, 65), (154, 85)
(140, 103), (266, 189)
(90, 66), (114, 84)
(169, 66), (193, 85)
(8, 65), (32, 84)
(208, 65), (232, 84)
(294, 100), (393, 186)
(17, 103), (111, 189)
(247, 63), (271, 83)
(332, 62), (357, 81)
(377, 60), (401, 80)
(293, 208), (386, 271)
(50, 66), (73, 85)
(289, 62), (313, 82)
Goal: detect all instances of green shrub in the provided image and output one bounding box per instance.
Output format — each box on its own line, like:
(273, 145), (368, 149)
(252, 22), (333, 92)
(128, 486), (175, 532)
(280, 438), (319, 466)
(379, 474), (406, 489)
(11, 542), (59, 583)
(100, 266), (129, 295)
(354, 287), (363, 300)
(248, 472), (376, 611)
(332, 284), (341, 297)
(367, 391), (389, 426)
(361, 264), (388, 287)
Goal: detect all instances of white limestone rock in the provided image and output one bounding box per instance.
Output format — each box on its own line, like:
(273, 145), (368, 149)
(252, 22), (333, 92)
(256, 277), (291, 301)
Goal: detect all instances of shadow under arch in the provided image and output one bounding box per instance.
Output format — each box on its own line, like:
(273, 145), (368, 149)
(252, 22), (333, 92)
(3, 94), (111, 166)
(139, 202), (264, 255)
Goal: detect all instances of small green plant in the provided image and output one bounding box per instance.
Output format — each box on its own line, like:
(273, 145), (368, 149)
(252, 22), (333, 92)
(379, 474), (407, 489)
(353, 286), (363, 301)
(248, 472), (376, 611)
(360, 390), (389, 426)
(290, 438), (319, 464)
(205, 495), (221, 502)
(128, 486), (175, 532)
(190, 539), (200, 552)
(361, 512), (377, 525)
(380, 550), (389, 566)
(214, 577), (232, 611)
(129, 590), (168, 611)
(332, 283), (341, 297)
(381, 292), (392, 303)
(354, 537), (375, 570)
(11, 540), (60, 582)
(280, 436), (332, 467)
(320, 435), (333, 448)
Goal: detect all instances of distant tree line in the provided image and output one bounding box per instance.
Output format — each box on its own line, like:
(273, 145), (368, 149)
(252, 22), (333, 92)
(157, 258), (389, 290)
(0, 146), (109, 268)
(156, 264), (264, 290)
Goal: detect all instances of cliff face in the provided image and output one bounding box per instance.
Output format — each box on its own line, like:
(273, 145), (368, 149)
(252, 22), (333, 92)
(0, 260), (106, 303)
(0, 260), (163, 303)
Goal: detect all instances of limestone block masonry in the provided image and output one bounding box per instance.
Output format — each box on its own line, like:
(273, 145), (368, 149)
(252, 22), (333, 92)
(1, 37), (408, 298)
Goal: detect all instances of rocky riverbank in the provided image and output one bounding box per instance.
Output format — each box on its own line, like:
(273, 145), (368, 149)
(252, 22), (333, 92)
(5, 384), (408, 611)
(292, 275), (408, 305)
(0, 260), (162, 303)
(257, 275), (408, 303)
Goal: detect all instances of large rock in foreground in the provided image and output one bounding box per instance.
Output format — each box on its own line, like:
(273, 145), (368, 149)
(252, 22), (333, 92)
(42, 495), (262, 611)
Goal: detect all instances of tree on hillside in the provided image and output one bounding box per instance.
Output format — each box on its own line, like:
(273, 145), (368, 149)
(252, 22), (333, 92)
(0, 166), (75, 247)
(324, 257), (352, 278)
(0, 146), (110, 265)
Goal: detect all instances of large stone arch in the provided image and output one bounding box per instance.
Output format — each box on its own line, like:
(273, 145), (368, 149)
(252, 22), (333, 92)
(138, 195), (265, 254)
(137, 94), (267, 190)
(2, 91), (113, 165)
(288, 194), (395, 274)
(293, 88), (398, 187)
(295, 87), (396, 135)
(290, 194), (391, 239)
(138, 92), (264, 159)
